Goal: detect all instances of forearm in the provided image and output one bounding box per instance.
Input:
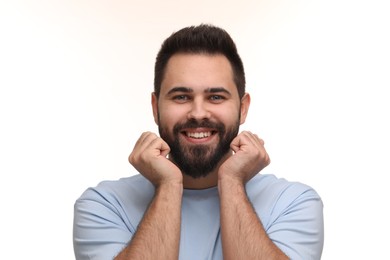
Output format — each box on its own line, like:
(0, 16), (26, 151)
(219, 177), (288, 260)
(115, 182), (183, 260)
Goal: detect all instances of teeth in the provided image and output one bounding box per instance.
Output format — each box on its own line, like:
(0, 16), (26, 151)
(186, 131), (211, 139)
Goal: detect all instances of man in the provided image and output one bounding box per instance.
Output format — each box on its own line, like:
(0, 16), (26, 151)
(73, 24), (324, 260)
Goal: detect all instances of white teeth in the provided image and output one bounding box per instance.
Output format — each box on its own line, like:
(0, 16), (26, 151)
(186, 131), (211, 139)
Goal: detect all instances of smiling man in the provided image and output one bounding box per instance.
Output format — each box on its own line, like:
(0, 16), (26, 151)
(73, 25), (324, 260)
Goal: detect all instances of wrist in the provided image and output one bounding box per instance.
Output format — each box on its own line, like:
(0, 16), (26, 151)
(218, 174), (246, 195)
(156, 180), (184, 194)
(218, 166), (245, 185)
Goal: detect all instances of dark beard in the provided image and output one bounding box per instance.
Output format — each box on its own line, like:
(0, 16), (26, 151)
(159, 118), (240, 179)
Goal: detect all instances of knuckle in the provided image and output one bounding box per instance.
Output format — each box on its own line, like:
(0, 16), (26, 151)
(265, 155), (271, 165)
(128, 153), (136, 164)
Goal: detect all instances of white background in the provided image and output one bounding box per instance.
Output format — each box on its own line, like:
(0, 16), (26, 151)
(1, 0), (389, 259)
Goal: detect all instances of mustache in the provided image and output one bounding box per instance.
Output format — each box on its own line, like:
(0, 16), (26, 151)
(173, 119), (225, 134)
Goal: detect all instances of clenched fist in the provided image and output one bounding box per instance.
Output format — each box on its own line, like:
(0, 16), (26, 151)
(218, 131), (270, 184)
(128, 132), (183, 187)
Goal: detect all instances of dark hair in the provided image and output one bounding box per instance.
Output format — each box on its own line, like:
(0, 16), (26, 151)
(154, 24), (246, 99)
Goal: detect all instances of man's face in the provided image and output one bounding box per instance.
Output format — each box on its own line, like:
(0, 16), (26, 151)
(152, 53), (249, 178)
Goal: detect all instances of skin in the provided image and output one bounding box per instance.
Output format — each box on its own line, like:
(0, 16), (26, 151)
(115, 53), (288, 259)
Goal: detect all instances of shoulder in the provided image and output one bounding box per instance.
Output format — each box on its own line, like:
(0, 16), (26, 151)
(78, 174), (154, 201)
(247, 174), (321, 202)
(75, 174), (155, 222)
(247, 174), (324, 259)
(246, 174), (323, 225)
(74, 175), (154, 259)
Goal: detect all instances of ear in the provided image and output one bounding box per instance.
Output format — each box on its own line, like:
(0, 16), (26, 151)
(151, 92), (159, 125)
(239, 93), (250, 125)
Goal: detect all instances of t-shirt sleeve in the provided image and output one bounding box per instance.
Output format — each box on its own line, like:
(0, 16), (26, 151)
(267, 187), (324, 260)
(73, 188), (134, 260)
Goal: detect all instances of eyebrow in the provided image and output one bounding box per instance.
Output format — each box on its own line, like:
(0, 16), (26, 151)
(167, 87), (193, 95)
(205, 87), (231, 96)
(166, 86), (231, 96)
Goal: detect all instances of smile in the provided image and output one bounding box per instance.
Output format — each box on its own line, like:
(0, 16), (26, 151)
(186, 131), (212, 139)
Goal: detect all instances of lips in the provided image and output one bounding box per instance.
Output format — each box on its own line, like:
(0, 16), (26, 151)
(173, 120), (222, 142)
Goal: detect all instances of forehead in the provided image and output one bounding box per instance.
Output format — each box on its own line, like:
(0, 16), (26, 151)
(160, 53), (238, 96)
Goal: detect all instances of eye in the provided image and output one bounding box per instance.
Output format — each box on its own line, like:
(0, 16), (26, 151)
(209, 95), (225, 103)
(173, 95), (190, 103)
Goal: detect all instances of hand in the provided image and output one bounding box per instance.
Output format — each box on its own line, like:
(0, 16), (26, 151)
(218, 131), (270, 184)
(128, 132), (183, 187)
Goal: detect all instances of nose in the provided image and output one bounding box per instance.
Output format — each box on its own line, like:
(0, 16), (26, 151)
(187, 98), (210, 120)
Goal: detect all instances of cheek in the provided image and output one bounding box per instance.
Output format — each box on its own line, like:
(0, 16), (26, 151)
(159, 110), (176, 126)
(159, 104), (188, 123)
(158, 111), (181, 136)
(216, 106), (241, 123)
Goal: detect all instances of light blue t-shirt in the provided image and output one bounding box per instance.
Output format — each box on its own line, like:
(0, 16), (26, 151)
(73, 174), (324, 259)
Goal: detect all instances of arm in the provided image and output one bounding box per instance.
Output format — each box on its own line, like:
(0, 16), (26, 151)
(115, 182), (182, 259)
(115, 132), (183, 260)
(219, 178), (288, 260)
(218, 131), (288, 259)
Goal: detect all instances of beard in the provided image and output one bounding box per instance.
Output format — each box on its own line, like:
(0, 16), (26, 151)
(158, 117), (240, 179)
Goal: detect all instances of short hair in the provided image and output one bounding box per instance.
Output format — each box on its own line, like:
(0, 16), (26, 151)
(154, 24), (246, 99)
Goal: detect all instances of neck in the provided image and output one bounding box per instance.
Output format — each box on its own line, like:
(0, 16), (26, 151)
(182, 172), (218, 189)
